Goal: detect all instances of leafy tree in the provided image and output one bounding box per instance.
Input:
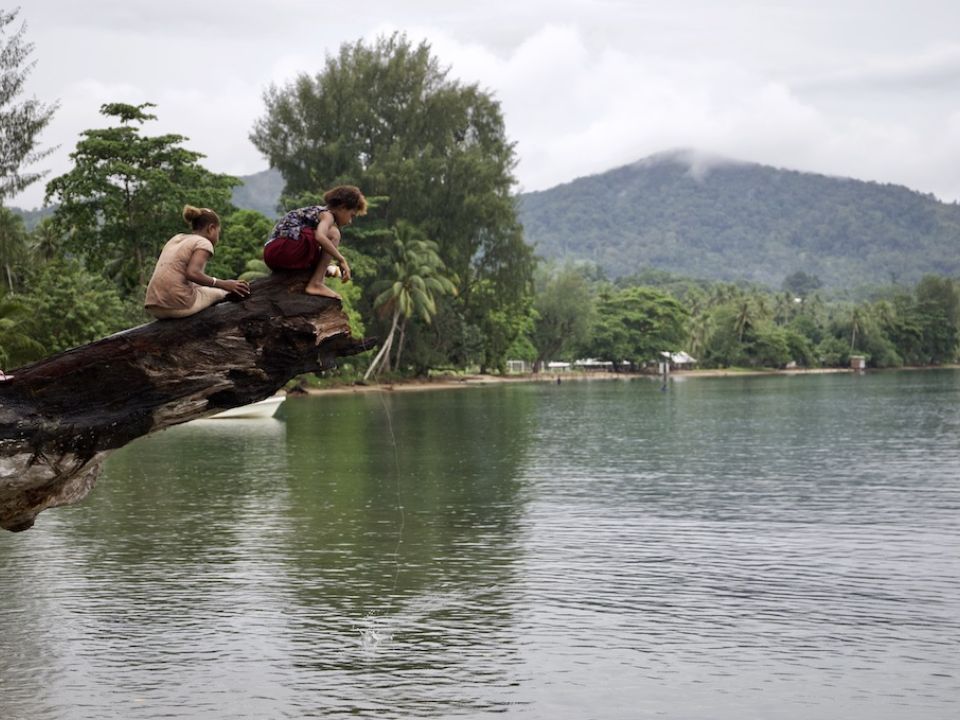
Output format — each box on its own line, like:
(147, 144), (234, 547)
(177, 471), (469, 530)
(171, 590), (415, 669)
(823, 301), (901, 368)
(251, 34), (533, 370)
(531, 264), (594, 370)
(468, 276), (534, 373)
(849, 306), (865, 352)
(734, 297), (757, 342)
(364, 222), (457, 378)
(0, 8), (57, 202)
(816, 335), (850, 367)
(687, 311), (712, 360)
(874, 295), (923, 364)
(45, 102), (238, 293)
(782, 271), (823, 298)
(0, 289), (43, 367)
(19, 258), (134, 355)
(914, 275), (960, 363)
(206, 208), (273, 279)
(782, 327), (816, 367)
(702, 303), (746, 367)
(590, 286), (688, 365)
(748, 322), (793, 368)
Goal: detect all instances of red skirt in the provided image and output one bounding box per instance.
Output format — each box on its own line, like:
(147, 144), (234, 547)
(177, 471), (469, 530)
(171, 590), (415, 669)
(263, 227), (320, 270)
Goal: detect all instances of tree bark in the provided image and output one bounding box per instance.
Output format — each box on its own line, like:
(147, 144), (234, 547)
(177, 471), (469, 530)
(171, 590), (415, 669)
(0, 270), (374, 532)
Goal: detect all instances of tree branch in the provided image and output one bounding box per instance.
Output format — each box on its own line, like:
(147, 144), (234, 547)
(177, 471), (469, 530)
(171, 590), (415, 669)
(0, 270), (374, 531)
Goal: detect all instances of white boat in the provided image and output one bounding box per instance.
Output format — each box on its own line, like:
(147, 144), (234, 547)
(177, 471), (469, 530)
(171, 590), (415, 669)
(209, 395), (285, 419)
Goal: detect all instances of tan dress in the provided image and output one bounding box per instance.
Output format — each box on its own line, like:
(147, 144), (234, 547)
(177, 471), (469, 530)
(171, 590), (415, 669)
(145, 233), (227, 319)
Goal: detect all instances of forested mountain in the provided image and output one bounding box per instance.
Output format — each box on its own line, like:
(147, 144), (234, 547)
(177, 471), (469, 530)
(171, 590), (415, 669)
(8, 204), (53, 230)
(230, 168), (283, 217)
(517, 150), (960, 289)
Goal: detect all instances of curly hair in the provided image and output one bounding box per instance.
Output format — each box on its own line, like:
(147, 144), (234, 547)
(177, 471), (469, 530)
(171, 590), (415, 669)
(323, 185), (368, 215)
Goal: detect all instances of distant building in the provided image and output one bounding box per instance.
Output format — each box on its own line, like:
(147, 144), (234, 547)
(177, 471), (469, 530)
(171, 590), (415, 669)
(659, 351), (698, 373)
(850, 355), (867, 371)
(506, 360), (529, 374)
(574, 358), (614, 371)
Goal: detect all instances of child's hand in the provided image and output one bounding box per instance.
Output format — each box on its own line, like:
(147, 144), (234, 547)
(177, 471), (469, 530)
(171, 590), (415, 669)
(340, 262), (351, 283)
(221, 279), (251, 297)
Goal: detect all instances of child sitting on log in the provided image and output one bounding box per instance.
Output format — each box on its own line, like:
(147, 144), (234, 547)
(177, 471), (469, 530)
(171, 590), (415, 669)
(145, 206), (251, 319)
(262, 185), (367, 299)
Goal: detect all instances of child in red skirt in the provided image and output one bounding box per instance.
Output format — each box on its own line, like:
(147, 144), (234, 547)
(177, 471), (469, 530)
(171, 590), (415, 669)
(263, 185), (367, 299)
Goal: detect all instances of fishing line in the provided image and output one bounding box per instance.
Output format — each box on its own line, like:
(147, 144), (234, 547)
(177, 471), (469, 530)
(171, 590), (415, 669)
(376, 388), (405, 594)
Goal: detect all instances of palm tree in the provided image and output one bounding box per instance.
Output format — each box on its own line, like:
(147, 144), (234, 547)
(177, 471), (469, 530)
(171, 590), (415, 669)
(850, 306), (864, 352)
(363, 222), (457, 380)
(734, 298), (755, 342)
(773, 291), (796, 326)
(687, 312), (711, 359)
(709, 283), (740, 308)
(29, 217), (64, 262)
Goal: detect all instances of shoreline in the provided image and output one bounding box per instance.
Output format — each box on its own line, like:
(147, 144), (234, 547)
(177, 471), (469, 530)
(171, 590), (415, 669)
(300, 365), (957, 397)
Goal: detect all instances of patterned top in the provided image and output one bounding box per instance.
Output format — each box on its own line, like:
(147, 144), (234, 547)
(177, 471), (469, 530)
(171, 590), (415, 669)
(266, 205), (328, 245)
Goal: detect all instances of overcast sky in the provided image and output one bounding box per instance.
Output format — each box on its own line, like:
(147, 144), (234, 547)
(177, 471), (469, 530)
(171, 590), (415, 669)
(9, 0), (960, 208)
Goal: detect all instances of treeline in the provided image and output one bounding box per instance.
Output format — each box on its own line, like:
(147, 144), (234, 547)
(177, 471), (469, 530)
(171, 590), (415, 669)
(522, 265), (960, 371)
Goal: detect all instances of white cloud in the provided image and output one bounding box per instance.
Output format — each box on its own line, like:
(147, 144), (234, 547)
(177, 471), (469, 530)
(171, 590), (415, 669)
(8, 1), (960, 209)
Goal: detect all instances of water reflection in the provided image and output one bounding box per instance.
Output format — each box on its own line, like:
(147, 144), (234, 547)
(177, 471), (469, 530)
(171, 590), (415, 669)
(2, 374), (960, 719)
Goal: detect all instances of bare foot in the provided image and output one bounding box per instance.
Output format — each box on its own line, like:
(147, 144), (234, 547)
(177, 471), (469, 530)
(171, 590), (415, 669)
(305, 283), (341, 300)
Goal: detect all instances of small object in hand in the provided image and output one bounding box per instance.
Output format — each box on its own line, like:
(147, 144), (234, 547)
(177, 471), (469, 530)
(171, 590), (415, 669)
(326, 264), (342, 278)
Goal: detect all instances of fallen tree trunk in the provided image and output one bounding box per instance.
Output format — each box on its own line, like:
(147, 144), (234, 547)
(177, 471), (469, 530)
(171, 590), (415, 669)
(0, 270), (374, 532)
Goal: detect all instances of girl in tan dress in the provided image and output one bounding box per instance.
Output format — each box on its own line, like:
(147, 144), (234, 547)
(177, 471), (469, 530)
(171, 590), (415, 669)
(145, 206), (251, 319)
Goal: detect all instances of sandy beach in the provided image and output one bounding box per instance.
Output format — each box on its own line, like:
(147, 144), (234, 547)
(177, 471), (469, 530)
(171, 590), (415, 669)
(302, 366), (859, 396)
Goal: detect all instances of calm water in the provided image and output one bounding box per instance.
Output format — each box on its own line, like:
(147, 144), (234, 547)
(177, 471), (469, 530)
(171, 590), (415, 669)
(2, 371), (960, 719)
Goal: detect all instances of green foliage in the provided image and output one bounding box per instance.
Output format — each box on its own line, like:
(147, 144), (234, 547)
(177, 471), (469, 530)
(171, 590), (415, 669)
(336, 276), (366, 339)
(18, 258), (135, 356)
(914, 275), (960, 363)
(0, 290), (43, 367)
(519, 151), (960, 289)
(591, 286), (688, 365)
(251, 33), (534, 372)
(701, 304), (747, 367)
(206, 208), (273, 279)
(238, 257), (269, 282)
(365, 221), (457, 378)
(531, 264), (595, 367)
(782, 271), (823, 298)
(748, 323), (793, 368)
(782, 327), (816, 367)
(372, 223), (457, 323)
(816, 335), (850, 367)
(45, 103), (239, 294)
(469, 278), (533, 373)
(0, 207), (28, 291)
(0, 9), (58, 202)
